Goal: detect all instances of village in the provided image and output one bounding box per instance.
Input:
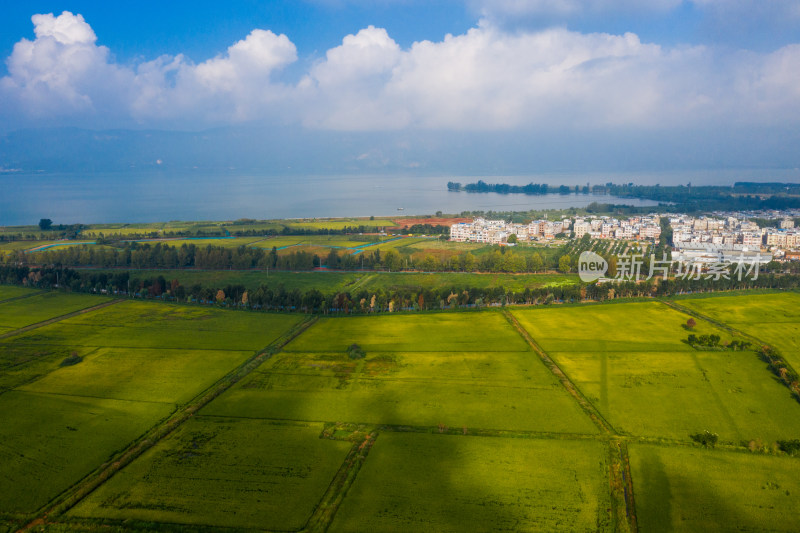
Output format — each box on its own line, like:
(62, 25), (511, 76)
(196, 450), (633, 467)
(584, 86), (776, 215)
(450, 210), (800, 262)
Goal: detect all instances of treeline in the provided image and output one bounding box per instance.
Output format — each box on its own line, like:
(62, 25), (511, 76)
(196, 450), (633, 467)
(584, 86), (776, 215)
(10, 242), (559, 273)
(448, 181), (588, 195)
(3, 265), (800, 315)
(93, 225), (388, 242)
(11, 240), (800, 275)
(0, 224), (84, 242)
(448, 181), (800, 212)
(404, 224), (449, 235)
(601, 183), (800, 212)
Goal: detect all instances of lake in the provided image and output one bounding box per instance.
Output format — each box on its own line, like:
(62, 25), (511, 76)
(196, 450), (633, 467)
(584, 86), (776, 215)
(1, 169), (796, 225)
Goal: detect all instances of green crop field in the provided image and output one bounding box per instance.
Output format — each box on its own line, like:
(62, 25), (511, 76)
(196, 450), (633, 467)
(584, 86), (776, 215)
(133, 236), (265, 248)
(18, 347), (253, 404)
(511, 302), (800, 443)
(9, 300), (301, 351)
(71, 417), (351, 530)
(284, 217), (396, 230)
(331, 432), (612, 532)
(0, 293), (304, 522)
(128, 269), (363, 292)
(0, 240), (69, 252)
(204, 312), (597, 433)
(0, 292), (106, 334)
(0, 285), (40, 301)
(629, 444), (800, 532)
(0, 390), (174, 514)
(87, 269), (577, 294)
(678, 292), (800, 370)
(223, 222), (285, 233)
(3, 289), (800, 533)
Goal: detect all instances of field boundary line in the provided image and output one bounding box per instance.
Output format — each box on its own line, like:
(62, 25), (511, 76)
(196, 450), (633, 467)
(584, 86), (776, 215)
(609, 440), (638, 533)
(0, 298), (123, 341)
(11, 389), (176, 406)
(0, 291), (42, 305)
(19, 315), (319, 533)
(303, 430), (378, 533)
(502, 309), (638, 533)
(199, 415), (607, 441)
(501, 309), (617, 435)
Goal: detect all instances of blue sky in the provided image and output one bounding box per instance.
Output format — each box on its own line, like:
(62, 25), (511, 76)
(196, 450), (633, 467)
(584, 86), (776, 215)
(1, 1), (800, 173)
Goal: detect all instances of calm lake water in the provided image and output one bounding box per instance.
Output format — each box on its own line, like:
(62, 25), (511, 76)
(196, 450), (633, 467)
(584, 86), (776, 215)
(1, 169), (798, 225)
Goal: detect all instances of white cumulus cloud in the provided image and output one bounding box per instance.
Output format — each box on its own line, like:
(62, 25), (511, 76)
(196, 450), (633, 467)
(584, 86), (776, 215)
(1, 10), (800, 135)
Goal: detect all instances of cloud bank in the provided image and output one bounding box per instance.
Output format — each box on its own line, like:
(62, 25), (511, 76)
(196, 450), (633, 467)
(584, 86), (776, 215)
(1, 10), (800, 133)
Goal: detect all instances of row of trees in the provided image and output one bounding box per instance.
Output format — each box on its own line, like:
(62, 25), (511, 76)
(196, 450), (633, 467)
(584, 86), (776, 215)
(8, 236), (800, 278)
(448, 181), (588, 195)
(8, 242), (560, 273)
(4, 265), (800, 315)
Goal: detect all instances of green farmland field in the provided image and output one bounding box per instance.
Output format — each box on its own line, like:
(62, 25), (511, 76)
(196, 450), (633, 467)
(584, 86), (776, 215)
(87, 269), (577, 293)
(3, 288), (800, 533)
(0, 285), (40, 302)
(71, 418), (351, 530)
(9, 300), (301, 351)
(512, 302), (800, 443)
(136, 236), (265, 248)
(0, 391), (174, 514)
(284, 217), (396, 230)
(331, 433), (612, 532)
(0, 293), (304, 522)
(19, 347), (253, 404)
(285, 312), (528, 352)
(0, 291), (106, 334)
(630, 444), (800, 532)
(678, 292), (800, 370)
(204, 312), (598, 433)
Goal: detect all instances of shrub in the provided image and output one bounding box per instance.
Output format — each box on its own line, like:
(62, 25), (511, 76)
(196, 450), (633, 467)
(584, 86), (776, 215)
(60, 351), (82, 367)
(778, 439), (800, 456)
(347, 343), (366, 360)
(690, 430), (718, 448)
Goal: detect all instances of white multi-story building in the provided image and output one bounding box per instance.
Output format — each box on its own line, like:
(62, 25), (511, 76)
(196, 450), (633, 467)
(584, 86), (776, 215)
(574, 220), (591, 238)
(741, 232), (763, 247)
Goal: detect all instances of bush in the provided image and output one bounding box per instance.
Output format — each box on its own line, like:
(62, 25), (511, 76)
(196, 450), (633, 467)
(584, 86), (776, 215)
(690, 430), (718, 448)
(347, 343), (366, 360)
(778, 439), (800, 456)
(60, 351), (82, 367)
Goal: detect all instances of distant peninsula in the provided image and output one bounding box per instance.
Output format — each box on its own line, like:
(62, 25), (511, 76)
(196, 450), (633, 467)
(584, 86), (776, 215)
(448, 180), (800, 212)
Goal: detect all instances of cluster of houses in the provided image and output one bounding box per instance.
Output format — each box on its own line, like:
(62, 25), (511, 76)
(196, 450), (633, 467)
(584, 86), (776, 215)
(449, 211), (800, 264)
(449, 215), (661, 244)
(449, 217), (571, 244)
(671, 215), (799, 250)
(572, 215), (661, 241)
